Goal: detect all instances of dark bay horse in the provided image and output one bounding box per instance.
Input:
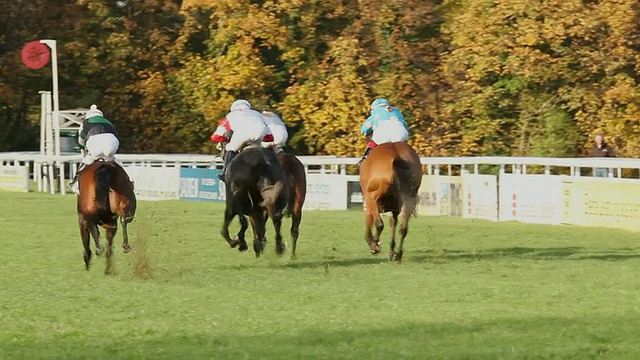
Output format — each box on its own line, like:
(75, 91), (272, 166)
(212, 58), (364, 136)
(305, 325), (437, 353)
(359, 142), (422, 262)
(220, 145), (289, 258)
(233, 150), (307, 259)
(77, 160), (136, 273)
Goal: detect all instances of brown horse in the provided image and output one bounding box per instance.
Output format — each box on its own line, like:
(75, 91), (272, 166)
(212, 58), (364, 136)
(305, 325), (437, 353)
(358, 142), (422, 262)
(76, 160), (136, 273)
(274, 151), (307, 258)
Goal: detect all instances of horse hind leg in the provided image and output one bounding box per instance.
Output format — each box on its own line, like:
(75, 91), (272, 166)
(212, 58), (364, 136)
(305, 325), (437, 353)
(88, 222), (102, 256)
(79, 215), (92, 270)
(221, 208), (245, 251)
(271, 209), (286, 257)
(249, 212), (266, 258)
(234, 215), (249, 251)
(104, 223), (118, 275)
(363, 196), (382, 255)
(389, 211), (400, 262)
(290, 210), (301, 259)
(120, 215), (132, 253)
(393, 212), (411, 263)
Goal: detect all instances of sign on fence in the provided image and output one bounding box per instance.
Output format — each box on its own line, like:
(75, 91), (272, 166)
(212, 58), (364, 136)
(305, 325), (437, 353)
(179, 168), (224, 202)
(123, 166), (180, 201)
(0, 165), (29, 193)
(462, 174), (498, 221)
(417, 175), (462, 216)
(561, 178), (640, 232)
(499, 174), (564, 224)
(306, 174), (348, 210)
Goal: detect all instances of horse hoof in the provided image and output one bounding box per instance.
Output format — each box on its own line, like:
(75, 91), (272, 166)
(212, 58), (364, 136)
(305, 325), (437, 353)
(255, 252), (261, 259)
(122, 244), (132, 253)
(238, 243), (249, 252)
(371, 248), (381, 255)
(95, 248), (102, 256)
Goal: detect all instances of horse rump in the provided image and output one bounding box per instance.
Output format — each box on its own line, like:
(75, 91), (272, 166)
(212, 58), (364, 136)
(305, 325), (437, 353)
(392, 158), (419, 217)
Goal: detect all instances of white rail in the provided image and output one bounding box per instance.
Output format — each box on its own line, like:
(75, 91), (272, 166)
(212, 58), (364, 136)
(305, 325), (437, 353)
(1, 152), (639, 195)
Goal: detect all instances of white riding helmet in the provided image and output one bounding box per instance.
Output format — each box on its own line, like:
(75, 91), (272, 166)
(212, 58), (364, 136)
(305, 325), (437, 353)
(230, 99), (251, 112)
(85, 104), (104, 119)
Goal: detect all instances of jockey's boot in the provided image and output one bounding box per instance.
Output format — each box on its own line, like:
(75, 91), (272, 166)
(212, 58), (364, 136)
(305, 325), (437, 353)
(69, 162), (88, 194)
(217, 150), (237, 182)
(357, 147), (373, 167)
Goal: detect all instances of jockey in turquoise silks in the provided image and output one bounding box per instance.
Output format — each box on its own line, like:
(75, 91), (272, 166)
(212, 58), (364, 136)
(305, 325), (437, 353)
(357, 98), (409, 166)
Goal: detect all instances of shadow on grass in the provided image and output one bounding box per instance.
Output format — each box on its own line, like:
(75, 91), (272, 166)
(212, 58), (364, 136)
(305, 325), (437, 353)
(2, 316), (637, 359)
(277, 246), (640, 269)
(281, 255), (387, 269)
(410, 246), (640, 263)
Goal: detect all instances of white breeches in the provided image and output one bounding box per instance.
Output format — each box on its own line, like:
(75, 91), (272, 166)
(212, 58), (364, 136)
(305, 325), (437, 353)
(261, 124), (288, 150)
(226, 126), (269, 152)
(83, 133), (119, 165)
(371, 120), (408, 144)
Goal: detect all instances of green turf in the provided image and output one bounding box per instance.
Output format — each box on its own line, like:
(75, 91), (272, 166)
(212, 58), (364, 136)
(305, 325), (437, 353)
(1, 191), (639, 360)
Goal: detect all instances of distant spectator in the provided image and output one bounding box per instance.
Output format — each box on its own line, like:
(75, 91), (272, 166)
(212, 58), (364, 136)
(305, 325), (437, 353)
(589, 133), (615, 177)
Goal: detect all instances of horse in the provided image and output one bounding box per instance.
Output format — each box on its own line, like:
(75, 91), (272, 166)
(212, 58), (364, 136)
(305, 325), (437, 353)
(230, 149), (307, 259)
(76, 159), (136, 273)
(358, 142), (423, 263)
(219, 144), (289, 258)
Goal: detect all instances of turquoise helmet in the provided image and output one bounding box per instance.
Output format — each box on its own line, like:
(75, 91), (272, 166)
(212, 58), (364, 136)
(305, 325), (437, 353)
(370, 98), (390, 112)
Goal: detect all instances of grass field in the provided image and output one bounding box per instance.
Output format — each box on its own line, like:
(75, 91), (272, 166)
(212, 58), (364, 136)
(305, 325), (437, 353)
(1, 191), (639, 359)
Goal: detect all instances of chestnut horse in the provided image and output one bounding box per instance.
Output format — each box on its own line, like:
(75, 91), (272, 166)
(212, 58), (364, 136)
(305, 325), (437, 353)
(358, 142), (422, 262)
(76, 160), (136, 273)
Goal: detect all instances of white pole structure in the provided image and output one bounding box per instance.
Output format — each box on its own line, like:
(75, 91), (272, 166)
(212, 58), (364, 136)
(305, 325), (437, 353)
(40, 39), (65, 194)
(44, 94), (55, 194)
(37, 91), (50, 192)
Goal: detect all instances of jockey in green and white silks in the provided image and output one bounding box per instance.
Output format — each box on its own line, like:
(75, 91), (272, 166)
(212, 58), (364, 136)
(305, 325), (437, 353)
(357, 98), (409, 166)
(69, 104), (120, 194)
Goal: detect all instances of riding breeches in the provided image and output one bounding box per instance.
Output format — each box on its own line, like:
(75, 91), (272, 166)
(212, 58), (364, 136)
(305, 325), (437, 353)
(83, 133), (120, 165)
(261, 124), (288, 151)
(371, 120), (409, 145)
(226, 125), (269, 152)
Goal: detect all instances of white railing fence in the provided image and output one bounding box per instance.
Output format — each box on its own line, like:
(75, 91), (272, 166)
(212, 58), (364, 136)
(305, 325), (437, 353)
(1, 151), (638, 195)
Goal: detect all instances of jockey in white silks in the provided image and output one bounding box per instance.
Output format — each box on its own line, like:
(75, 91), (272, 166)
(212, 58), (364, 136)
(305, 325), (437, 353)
(209, 99), (273, 182)
(69, 104), (120, 194)
(260, 111), (289, 153)
(358, 98), (409, 166)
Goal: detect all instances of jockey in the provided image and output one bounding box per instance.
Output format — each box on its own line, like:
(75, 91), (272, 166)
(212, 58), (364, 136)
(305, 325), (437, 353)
(69, 104), (120, 194)
(210, 99), (273, 182)
(357, 98), (409, 166)
(260, 111), (288, 153)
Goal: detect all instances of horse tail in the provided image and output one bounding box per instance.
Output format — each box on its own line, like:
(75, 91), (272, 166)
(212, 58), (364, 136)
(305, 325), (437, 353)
(393, 158), (419, 218)
(259, 180), (284, 208)
(94, 163), (112, 212)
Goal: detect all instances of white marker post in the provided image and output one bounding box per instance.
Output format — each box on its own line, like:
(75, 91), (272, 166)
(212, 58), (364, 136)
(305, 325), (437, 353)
(39, 39), (65, 194)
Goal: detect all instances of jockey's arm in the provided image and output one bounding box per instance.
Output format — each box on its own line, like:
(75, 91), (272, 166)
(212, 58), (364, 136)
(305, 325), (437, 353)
(395, 109), (409, 130)
(360, 116), (374, 136)
(210, 117), (231, 143)
(77, 123), (87, 149)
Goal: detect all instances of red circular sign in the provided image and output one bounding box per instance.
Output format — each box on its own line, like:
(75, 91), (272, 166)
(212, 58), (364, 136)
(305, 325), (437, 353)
(21, 41), (50, 69)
